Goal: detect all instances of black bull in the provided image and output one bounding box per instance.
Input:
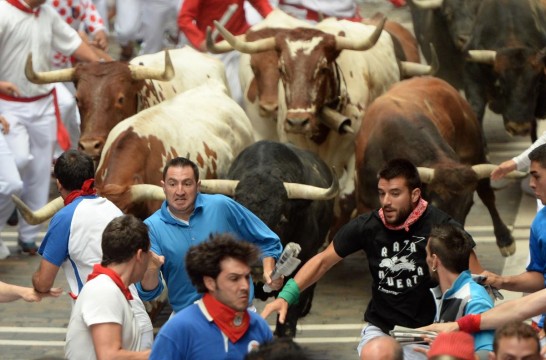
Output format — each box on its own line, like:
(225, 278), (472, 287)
(463, 0), (546, 139)
(227, 141), (336, 337)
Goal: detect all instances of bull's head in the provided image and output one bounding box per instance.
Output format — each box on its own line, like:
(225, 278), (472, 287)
(418, 164), (526, 223)
(467, 47), (546, 136)
(413, 0), (480, 50)
(25, 52), (174, 162)
(213, 19), (384, 136)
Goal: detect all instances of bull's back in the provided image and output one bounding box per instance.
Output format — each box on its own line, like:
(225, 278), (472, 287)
(133, 47), (230, 108)
(99, 81), (254, 180)
(355, 77), (483, 210)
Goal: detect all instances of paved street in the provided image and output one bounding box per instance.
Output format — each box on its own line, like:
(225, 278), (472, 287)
(0, 2), (541, 359)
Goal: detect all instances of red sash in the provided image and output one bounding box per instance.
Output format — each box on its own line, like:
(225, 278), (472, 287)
(0, 88), (71, 151)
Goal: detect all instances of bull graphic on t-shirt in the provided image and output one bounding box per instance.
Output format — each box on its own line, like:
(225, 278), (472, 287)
(377, 236), (427, 292)
(379, 256), (416, 272)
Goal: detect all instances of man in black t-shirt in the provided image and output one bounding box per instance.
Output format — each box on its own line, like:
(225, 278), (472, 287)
(261, 159), (481, 360)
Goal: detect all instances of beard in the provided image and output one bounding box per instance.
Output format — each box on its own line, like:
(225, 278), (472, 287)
(384, 204), (413, 226)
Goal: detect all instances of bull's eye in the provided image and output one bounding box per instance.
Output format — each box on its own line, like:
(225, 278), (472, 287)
(118, 96), (125, 105)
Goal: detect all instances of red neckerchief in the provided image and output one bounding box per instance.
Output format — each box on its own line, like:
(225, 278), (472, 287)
(87, 264), (133, 300)
(379, 198), (428, 232)
(64, 179), (96, 205)
(202, 293), (250, 343)
(6, 0), (40, 17)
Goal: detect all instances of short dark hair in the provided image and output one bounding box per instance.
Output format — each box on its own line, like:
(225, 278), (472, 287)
(186, 233), (260, 293)
(162, 157), (199, 181)
(493, 321), (540, 355)
(54, 150), (95, 191)
(428, 224), (473, 273)
(101, 215), (150, 266)
(529, 144), (546, 169)
(245, 338), (310, 360)
(378, 158), (421, 192)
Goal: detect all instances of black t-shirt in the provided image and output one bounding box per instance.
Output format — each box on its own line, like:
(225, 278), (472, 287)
(333, 206), (471, 333)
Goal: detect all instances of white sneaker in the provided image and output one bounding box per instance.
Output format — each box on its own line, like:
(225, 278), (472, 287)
(0, 240), (10, 260)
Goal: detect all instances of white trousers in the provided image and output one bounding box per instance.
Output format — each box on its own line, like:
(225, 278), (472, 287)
(0, 132), (23, 235)
(0, 96), (56, 244)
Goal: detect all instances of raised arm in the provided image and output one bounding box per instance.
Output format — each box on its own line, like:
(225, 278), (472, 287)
(261, 242), (342, 323)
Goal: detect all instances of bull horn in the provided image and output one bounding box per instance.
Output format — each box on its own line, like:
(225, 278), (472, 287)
(320, 107), (353, 134)
(199, 179), (239, 196)
(25, 53), (76, 84)
(213, 20), (276, 54)
(399, 43), (439, 77)
(417, 167), (435, 183)
(413, 0), (444, 10)
(11, 195), (64, 225)
(335, 16), (385, 51)
(284, 168), (339, 200)
(206, 26), (236, 54)
(129, 184), (166, 203)
(471, 164), (528, 180)
(467, 50), (497, 64)
(128, 50), (175, 81)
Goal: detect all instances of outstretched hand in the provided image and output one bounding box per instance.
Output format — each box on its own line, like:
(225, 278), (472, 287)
(261, 298), (289, 324)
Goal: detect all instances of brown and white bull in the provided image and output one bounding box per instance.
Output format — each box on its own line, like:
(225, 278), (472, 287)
(208, 9), (313, 141)
(25, 47), (229, 161)
(13, 80), (254, 223)
(214, 17), (435, 236)
(94, 81), (253, 219)
(355, 76), (525, 257)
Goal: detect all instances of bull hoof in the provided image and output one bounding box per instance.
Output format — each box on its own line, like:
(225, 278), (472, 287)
(498, 241), (516, 257)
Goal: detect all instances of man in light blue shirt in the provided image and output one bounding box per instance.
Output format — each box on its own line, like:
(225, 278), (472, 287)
(136, 157), (283, 313)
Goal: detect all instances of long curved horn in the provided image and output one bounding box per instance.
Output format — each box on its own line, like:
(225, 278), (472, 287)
(129, 184), (166, 203)
(417, 167), (435, 183)
(200, 179), (239, 196)
(128, 50), (175, 81)
(471, 164), (528, 180)
(25, 53), (76, 84)
(11, 195), (64, 225)
(413, 0), (444, 10)
(284, 168), (339, 200)
(206, 26), (236, 54)
(400, 43), (439, 77)
(335, 16), (385, 51)
(213, 20), (276, 54)
(467, 50), (497, 64)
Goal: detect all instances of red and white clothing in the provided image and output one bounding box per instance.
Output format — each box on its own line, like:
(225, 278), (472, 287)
(178, 0), (273, 49)
(65, 274), (142, 359)
(0, 0), (81, 247)
(47, 0), (106, 69)
(178, 0), (273, 105)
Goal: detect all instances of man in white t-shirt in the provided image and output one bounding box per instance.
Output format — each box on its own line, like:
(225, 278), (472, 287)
(65, 215), (151, 359)
(31, 149), (154, 348)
